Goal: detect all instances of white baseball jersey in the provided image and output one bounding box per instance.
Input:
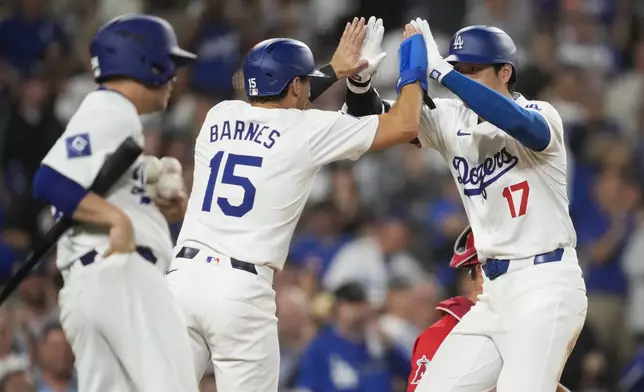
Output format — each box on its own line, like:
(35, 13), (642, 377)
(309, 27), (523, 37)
(177, 100), (379, 269)
(40, 89), (173, 271)
(411, 94), (575, 260)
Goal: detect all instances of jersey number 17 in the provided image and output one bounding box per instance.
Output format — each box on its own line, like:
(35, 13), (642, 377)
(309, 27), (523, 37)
(201, 151), (263, 217)
(501, 180), (530, 218)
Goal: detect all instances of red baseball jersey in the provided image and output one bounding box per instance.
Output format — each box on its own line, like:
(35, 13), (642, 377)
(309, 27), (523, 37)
(407, 296), (474, 392)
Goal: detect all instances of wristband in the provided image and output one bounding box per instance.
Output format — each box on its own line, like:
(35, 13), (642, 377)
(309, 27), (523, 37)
(309, 64), (338, 102)
(396, 35), (428, 93)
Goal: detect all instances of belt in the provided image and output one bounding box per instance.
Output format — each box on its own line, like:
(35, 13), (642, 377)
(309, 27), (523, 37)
(482, 248), (564, 281)
(175, 246), (257, 275)
(78, 246), (157, 267)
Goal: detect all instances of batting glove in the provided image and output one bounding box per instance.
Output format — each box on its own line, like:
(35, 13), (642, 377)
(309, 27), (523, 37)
(411, 18), (454, 84)
(349, 16), (387, 90)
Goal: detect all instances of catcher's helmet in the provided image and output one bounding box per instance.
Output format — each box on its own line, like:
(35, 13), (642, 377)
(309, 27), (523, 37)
(90, 14), (196, 87)
(242, 38), (326, 97)
(449, 226), (479, 268)
(445, 25), (518, 83)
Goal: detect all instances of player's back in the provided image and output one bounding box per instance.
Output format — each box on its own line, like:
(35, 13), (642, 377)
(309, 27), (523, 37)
(179, 100), (378, 267)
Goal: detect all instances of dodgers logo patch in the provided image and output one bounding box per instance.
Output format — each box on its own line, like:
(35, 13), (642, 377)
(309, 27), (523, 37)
(453, 147), (518, 198)
(65, 133), (92, 158)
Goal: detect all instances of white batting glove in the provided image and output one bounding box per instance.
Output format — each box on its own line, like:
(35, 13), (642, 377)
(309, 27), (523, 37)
(349, 16), (387, 89)
(411, 18), (453, 83)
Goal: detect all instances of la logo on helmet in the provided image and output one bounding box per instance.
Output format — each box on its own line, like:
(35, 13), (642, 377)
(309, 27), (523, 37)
(453, 34), (464, 50)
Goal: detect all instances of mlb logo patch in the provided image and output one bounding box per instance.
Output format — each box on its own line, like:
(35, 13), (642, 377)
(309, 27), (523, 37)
(65, 133), (92, 158)
(205, 256), (220, 263)
(429, 70), (441, 80)
(249, 88), (259, 96)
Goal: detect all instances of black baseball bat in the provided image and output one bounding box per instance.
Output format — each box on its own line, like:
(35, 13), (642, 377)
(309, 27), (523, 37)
(0, 136), (143, 304)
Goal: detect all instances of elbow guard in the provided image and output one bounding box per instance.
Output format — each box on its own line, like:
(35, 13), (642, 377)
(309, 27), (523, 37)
(345, 84), (385, 117)
(33, 165), (89, 217)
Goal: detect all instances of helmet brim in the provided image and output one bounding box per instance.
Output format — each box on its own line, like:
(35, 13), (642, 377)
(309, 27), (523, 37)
(171, 47), (197, 66)
(307, 69), (328, 78)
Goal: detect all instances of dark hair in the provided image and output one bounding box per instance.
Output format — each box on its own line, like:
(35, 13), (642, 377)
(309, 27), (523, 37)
(468, 264), (483, 281)
(247, 76), (308, 104)
(493, 63), (515, 94)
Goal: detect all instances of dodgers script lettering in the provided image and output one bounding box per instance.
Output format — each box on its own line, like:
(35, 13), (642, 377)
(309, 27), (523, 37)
(453, 147), (519, 198)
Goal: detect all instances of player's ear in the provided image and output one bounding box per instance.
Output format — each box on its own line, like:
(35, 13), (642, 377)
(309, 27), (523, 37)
(291, 77), (302, 99)
(500, 64), (512, 84)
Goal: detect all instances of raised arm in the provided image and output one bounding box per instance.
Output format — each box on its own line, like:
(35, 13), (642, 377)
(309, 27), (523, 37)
(309, 17), (369, 102)
(414, 18), (553, 152)
(305, 24), (428, 166)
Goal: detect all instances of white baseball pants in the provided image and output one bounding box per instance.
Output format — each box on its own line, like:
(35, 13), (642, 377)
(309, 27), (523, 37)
(166, 242), (279, 392)
(415, 248), (587, 392)
(58, 252), (198, 392)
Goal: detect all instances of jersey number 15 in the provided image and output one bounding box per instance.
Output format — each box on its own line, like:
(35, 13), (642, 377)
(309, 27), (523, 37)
(201, 151), (263, 217)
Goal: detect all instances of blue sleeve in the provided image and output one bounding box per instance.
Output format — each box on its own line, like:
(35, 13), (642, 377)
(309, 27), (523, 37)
(441, 71), (551, 151)
(33, 165), (88, 217)
(296, 341), (328, 392)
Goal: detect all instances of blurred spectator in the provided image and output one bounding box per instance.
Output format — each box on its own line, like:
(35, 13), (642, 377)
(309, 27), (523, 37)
(559, 323), (611, 391)
(0, 355), (35, 392)
(276, 287), (314, 391)
(328, 165), (366, 233)
(0, 0), (71, 84)
(33, 323), (75, 392)
(0, 308), (30, 384)
(620, 339), (644, 392)
(377, 278), (419, 361)
(605, 39), (644, 140)
(323, 216), (429, 308)
(464, 0), (533, 47)
(2, 77), (63, 179)
(543, 66), (588, 126)
(425, 177), (468, 288)
(556, 11), (617, 79)
(577, 169), (639, 364)
(186, 0), (243, 135)
(289, 201), (352, 281)
(623, 210), (644, 338)
(516, 30), (556, 100)
(13, 271), (58, 338)
(295, 282), (399, 392)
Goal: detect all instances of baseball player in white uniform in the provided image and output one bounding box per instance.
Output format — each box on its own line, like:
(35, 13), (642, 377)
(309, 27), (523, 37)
(343, 20), (587, 392)
(166, 19), (429, 391)
(31, 15), (199, 392)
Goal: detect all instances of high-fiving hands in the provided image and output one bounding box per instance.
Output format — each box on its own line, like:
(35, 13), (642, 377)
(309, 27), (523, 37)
(350, 16), (387, 84)
(329, 17), (368, 79)
(410, 18), (454, 82)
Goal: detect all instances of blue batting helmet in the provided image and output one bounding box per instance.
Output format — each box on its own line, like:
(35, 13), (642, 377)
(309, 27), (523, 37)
(90, 14), (196, 87)
(243, 38), (326, 97)
(445, 25), (518, 83)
